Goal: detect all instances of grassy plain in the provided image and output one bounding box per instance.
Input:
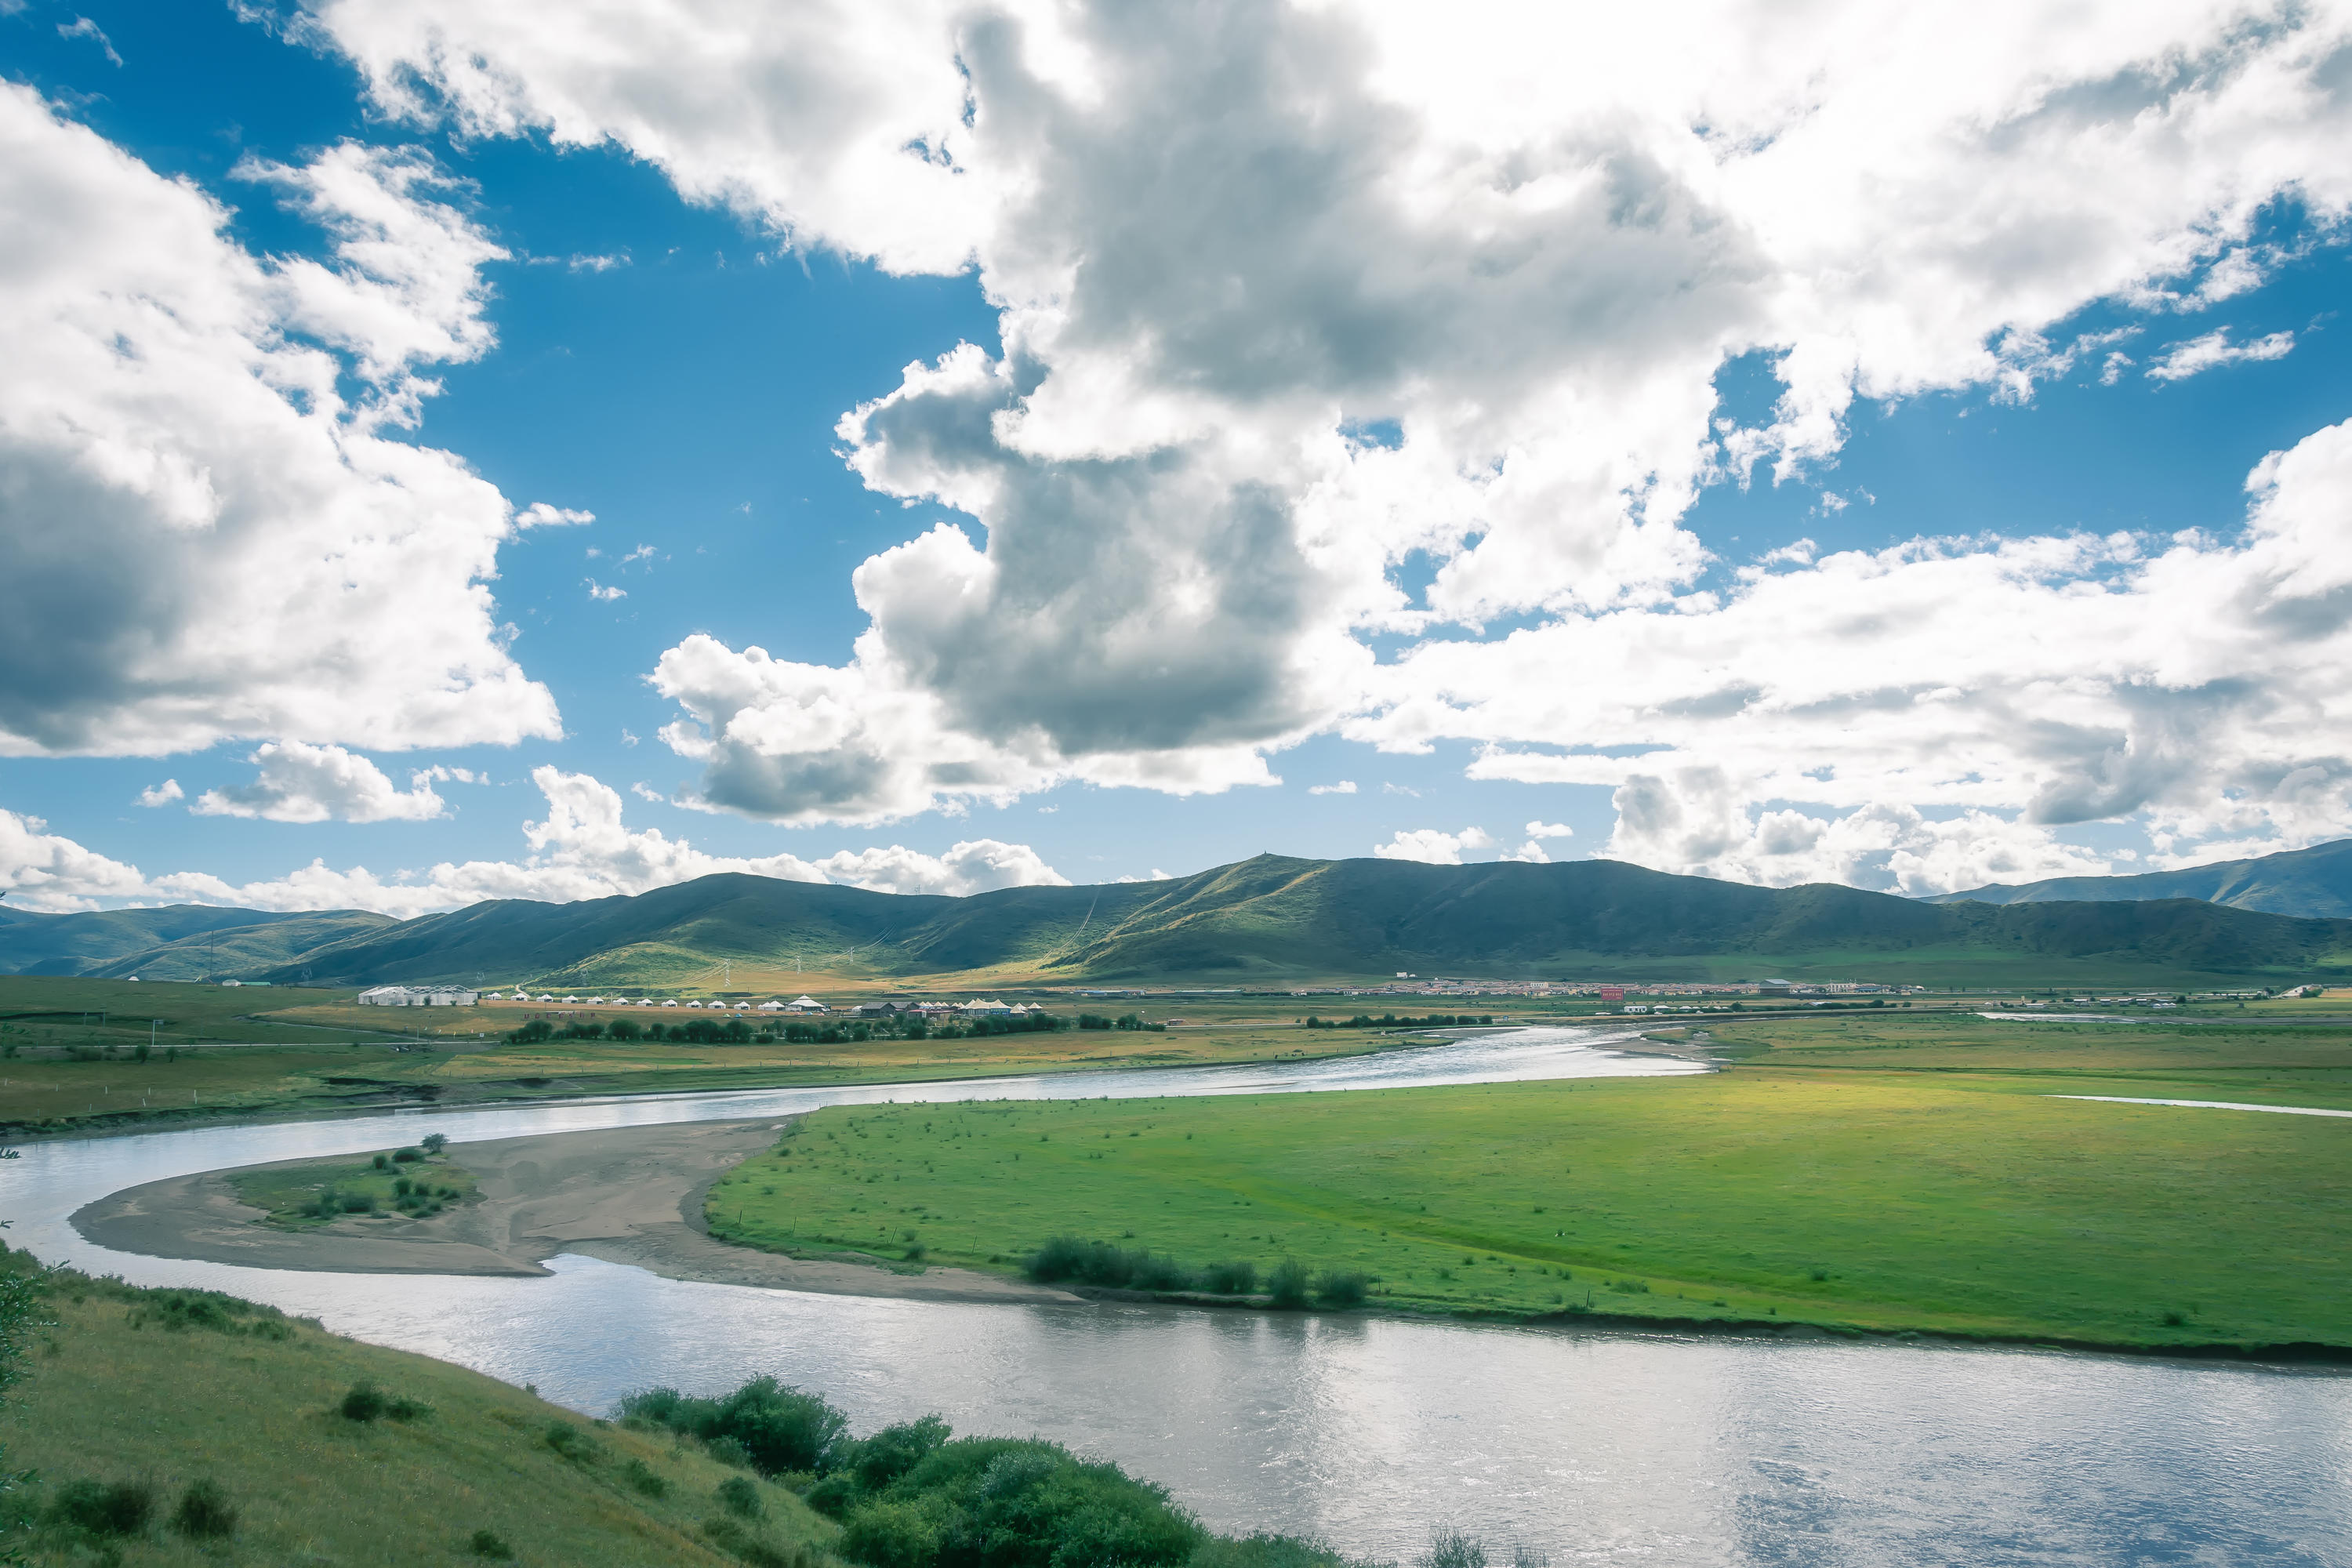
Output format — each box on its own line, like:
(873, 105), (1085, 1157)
(0, 1251), (835, 1566)
(706, 1012), (2352, 1351)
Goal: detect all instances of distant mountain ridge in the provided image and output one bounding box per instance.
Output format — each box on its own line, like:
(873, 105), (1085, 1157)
(1925, 838), (2352, 920)
(0, 904), (394, 980)
(10, 852), (2352, 990)
(246, 853), (2352, 987)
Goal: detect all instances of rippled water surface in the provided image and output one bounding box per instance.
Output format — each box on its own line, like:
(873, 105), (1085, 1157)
(8, 1029), (2347, 1565)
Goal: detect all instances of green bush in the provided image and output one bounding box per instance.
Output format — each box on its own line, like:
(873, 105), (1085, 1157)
(1268, 1258), (1312, 1309)
(843, 1415), (950, 1491)
(544, 1421), (602, 1463)
(623, 1457), (669, 1498)
(717, 1475), (764, 1518)
(617, 1377), (848, 1477)
(339, 1382), (388, 1421)
(170, 1477), (237, 1539)
(394, 1146), (422, 1163)
(49, 1477), (157, 1537)
(839, 1497), (943, 1568)
(1313, 1271), (1369, 1308)
(1198, 1261), (1257, 1295)
(422, 1133), (448, 1154)
(470, 1526), (516, 1559)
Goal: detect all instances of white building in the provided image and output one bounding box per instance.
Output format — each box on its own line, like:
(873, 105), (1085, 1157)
(357, 985), (481, 1007)
(785, 995), (827, 1014)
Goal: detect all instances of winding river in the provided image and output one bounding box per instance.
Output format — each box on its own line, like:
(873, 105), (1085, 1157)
(7, 1028), (2348, 1566)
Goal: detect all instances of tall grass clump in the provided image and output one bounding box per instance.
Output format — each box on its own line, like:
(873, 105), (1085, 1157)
(170, 1477), (237, 1539)
(1199, 1261), (1258, 1295)
(1313, 1270), (1369, 1308)
(1269, 1258), (1312, 1309)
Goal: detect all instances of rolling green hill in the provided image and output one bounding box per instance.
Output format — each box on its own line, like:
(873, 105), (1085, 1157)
(1926, 837), (2352, 919)
(0, 903), (392, 978)
(236, 854), (2352, 989)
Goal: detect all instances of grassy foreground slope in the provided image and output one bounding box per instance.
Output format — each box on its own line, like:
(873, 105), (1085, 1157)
(0, 1253), (833, 1566)
(707, 1014), (2352, 1352)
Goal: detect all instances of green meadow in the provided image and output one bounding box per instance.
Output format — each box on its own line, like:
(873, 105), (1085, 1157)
(707, 1013), (2352, 1351)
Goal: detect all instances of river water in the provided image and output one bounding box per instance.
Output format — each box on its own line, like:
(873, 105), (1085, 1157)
(6, 1028), (2347, 1565)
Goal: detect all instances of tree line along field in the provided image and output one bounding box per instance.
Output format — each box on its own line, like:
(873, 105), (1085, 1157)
(703, 1013), (2352, 1352)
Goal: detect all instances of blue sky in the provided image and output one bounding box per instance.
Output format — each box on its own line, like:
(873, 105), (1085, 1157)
(5, 2), (2352, 913)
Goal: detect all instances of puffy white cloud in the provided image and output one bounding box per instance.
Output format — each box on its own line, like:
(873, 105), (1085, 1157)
(136, 779), (183, 808)
(191, 741), (450, 823)
(0, 85), (563, 758)
(0, 808), (150, 909)
(1596, 769), (2118, 892)
(814, 839), (1069, 896)
(2, 768), (1068, 916)
(298, 2), (2352, 863)
(2145, 328), (2296, 381)
(1370, 418), (2352, 887)
(1308, 781), (1357, 795)
(1525, 821), (1575, 839)
(1373, 826), (1494, 865)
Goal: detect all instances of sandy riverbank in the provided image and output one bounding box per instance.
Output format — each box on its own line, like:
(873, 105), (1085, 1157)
(71, 1117), (1078, 1305)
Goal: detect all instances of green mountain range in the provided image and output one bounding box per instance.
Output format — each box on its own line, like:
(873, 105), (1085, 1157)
(1924, 837), (2352, 920)
(231, 853), (2352, 989)
(0, 903), (393, 980)
(12, 849), (2352, 991)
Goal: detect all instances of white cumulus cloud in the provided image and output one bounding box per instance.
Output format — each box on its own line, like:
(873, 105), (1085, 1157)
(1373, 826), (1495, 865)
(1308, 780), (1358, 795)
(815, 839), (1071, 896)
(191, 741), (452, 823)
(2145, 328), (2296, 382)
(136, 779), (183, 808)
(0, 86), (562, 759)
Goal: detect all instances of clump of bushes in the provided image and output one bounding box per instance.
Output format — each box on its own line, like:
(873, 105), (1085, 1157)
(1198, 1260), (1258, 1295)
(619, 1377), (848, 1475)
(470, 1526), (516, 1559)
(623, 1457), (669, 1498)
(1302, 1013), (1494, 1030)
(129, 1287), (292, 1338)
(49, 1477), (155, 1537)
(1023, 1239), (1348, 1306)
(717, 1474), (764, 1517)
(171, 1477), (238, 1538)
(545, 1421), (603, 1463)
(1313, 1271), (1368, 1308)
(338, 1381), (432, 1422)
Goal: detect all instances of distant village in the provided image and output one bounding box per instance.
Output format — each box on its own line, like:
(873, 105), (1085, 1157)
(354, 985), (1042, 1018)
